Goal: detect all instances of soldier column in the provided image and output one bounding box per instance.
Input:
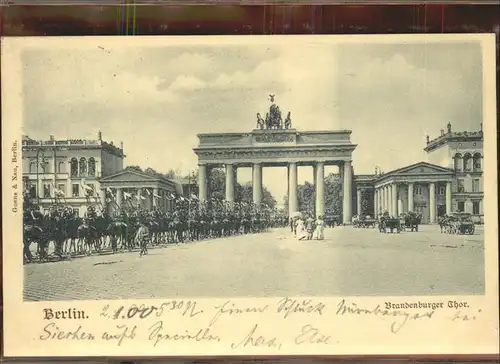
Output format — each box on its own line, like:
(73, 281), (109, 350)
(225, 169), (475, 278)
(315, 162), (325, 218)
(288, 162), (298, 215)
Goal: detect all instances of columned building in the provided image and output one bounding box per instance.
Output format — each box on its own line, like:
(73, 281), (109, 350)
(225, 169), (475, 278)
(22, 132), (125, 216)
(353, 123), (483, 224)
(99, 169), (182, 216)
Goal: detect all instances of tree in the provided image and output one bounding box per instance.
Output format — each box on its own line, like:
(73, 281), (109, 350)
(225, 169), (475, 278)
(236, 182), (277, 209)
(125, 165), (142, 172)
(283, 173), (342, 216)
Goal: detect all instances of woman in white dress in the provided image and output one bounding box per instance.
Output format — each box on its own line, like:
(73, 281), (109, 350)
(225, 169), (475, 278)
(314, 215), (325, 240)
(295, 218), (307, 240)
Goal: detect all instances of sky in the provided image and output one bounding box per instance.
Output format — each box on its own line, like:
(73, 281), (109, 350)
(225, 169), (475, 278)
(21, 38), (483, 205)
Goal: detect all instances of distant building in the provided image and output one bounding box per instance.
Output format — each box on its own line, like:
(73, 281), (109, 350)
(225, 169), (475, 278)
(354, 123), (483, 223)
(22, 132), (125, 216)
(99, 167), (182, 215)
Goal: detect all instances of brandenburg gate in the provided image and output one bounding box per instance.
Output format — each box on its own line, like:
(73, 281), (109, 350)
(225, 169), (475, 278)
(193, 96), (357, 224)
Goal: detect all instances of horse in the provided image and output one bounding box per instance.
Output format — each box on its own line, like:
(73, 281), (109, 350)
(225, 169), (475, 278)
(77, 224), (98, 254)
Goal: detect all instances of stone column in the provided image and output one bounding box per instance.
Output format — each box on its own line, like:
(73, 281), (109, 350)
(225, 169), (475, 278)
(153, 187), (159, 208)
(315, 162), (325, 218)
(408, 182), (414, 212)
(252, 163), (262, 205)
(115, 188), (122, 214)
(429, 182), (436, 223)
(198, 164), (207, 202)
(343, 161), (352, 224)
(99, 188), (106, 207)
(384, 185), (389, 213)
(357, 188), (362, 216)
(374, 189), (378, 217)
(397, 185), (403, 215)
(225, 164), (235, 204)
(137, 188), (143, 208)
(288, 162), (298, 215)
(446, 181), (452, 215)
(392, 184), (398, 217)
(380, 187), (384, 212)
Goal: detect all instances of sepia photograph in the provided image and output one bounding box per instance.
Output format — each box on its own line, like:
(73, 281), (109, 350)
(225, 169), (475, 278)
(17, 36), (488, 301)
(2, 34), (498, 357)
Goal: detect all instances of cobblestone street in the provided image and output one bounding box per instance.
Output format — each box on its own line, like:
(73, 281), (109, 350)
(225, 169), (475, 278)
(24, 225), (484, 301)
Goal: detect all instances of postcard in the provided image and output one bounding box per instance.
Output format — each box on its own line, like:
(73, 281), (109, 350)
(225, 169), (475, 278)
(2, 34), (498, 357)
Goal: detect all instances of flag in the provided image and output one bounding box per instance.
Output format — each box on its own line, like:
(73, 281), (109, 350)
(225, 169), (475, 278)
(146, 189), (152, 196)
(123, 192), (132, 199)
(167, 193), (175, 200)
(106, 187), (115, 197)
(51, 183), (65, 197)
(153, 192), (161, 199)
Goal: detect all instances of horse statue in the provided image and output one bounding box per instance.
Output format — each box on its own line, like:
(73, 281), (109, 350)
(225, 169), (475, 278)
(284, 112), (292, 129)
(256, 113), (265, 129)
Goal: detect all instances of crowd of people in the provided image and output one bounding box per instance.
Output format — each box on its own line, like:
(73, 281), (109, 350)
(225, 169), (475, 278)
(289, 214), (326, 241)
(22, 192), (290, 263)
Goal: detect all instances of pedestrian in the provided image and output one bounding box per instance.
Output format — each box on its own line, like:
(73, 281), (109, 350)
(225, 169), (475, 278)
(305, 215), (315, 240)
(314, 215), (325, 240)
(295, 218), (307, 240)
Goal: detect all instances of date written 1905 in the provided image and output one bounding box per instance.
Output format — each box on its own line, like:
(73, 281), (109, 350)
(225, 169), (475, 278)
(100, 301), (203, 320)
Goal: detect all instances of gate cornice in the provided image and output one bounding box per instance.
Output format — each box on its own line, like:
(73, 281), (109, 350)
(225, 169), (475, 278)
(194, 127), (356, 166)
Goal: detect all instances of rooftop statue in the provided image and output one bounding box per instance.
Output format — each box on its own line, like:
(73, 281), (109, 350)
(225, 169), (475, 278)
(255, 95), (292, 130)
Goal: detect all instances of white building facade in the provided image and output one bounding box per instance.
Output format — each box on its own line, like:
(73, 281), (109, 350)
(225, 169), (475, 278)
(22, 132), (125, 216)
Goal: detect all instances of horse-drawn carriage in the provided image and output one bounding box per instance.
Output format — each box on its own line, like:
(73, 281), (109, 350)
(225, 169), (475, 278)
(399, 211), (422, 232)
(378, 213), (402, 233)
(352, 215), (377, 228)
(439, 213), (475, 235)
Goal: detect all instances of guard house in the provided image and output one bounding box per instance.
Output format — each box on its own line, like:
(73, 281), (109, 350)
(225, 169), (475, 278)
(98, 168), (182, 215)
(353, 123), (484, 224)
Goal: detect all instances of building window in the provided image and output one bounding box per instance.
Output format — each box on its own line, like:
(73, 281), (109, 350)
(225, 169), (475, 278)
(473, 153), (482, 172)
(88, 157), (96, 177)
(457, 179), (465, 193)
(79, 157), (87, 176)
(70, 158), (78, 177)
(43, 184), (51, 198)
(457, 201), (465, 212)
(438, 186), (445, 195)
(472, 179), (480, 192)
(415, 186), (423, 195)
(72, 184), (80, 197)
(58, 161), (66, 173)
(454, 153), (463, 172)
(29, 161), (36, 174)
(472, 200), (480, 215)
(463, 153), (473, 172)
(57, 183), (66, 196)
(28, 184), (36, 198)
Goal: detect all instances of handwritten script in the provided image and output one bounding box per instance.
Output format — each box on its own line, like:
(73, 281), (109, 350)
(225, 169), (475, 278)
(36, 297), (481, 351)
